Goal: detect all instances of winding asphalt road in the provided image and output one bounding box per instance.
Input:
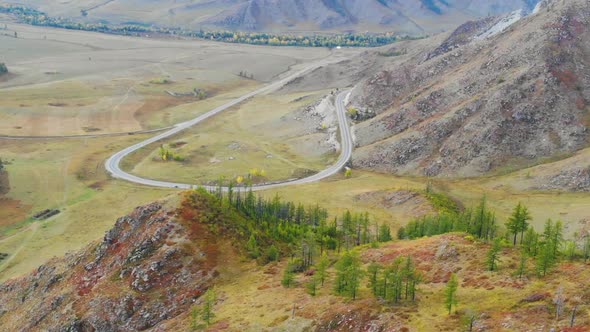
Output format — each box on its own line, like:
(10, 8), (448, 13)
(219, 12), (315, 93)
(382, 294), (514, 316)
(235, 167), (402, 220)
(105, 66), (353, 192)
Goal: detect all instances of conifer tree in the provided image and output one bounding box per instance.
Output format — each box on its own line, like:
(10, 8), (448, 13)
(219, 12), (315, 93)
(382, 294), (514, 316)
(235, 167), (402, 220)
(536, 240), (555, 277)
(316, 253), (330, 286)
(246, 234), (260, 258)
(506, 203), (531, 245)
(486, 238), (502, 271)
(282, 263), (295, 288)
(201, 288), (216, 326)
(367, 262), (382, 296)
(522, 227), (539, 256)
(378, 224), (392, 242)
(306, 277), (317, 296)
(444, 273), (459, 315)
(516, 250), (528, 279)
(334, 251), (363, 299)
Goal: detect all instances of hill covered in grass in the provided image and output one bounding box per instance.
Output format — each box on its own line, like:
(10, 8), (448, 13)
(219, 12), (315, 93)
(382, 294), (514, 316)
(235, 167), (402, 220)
(1, 189), (588, 331)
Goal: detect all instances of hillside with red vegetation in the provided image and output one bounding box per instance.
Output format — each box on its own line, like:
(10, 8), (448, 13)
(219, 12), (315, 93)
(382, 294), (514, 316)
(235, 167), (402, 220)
(0, 199), (222, 331)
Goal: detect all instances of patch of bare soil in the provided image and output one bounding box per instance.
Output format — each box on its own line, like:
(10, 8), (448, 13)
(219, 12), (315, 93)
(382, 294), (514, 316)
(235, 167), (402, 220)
(133, 95), (192, 125)
(0, 197), (31, 228)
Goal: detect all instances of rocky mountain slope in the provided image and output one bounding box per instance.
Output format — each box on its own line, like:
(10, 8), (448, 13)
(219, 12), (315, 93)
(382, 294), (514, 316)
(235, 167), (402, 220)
(0, 200), (220, 331)
(342, 0), (590, 178)
(203, 0), (539, 33)
(15, 0), (538, 34)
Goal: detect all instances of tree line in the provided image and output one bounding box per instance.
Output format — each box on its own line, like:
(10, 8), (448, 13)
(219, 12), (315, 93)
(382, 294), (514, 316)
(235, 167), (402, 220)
(0, 4), (422, 48)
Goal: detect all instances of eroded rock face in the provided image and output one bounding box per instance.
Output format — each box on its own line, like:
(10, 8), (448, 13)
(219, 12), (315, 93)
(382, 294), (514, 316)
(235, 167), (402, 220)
(541, 167), (590, 192)
(349, 0), (590, 178)
(0, 202), (218, 331)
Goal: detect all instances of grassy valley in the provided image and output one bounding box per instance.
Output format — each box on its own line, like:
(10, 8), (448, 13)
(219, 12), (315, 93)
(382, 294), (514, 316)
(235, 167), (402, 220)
(0, 0), (589, 331)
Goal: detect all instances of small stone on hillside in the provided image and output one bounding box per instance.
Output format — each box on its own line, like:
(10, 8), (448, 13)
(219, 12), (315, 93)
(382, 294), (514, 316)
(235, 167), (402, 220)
(435, 241), (458, 261)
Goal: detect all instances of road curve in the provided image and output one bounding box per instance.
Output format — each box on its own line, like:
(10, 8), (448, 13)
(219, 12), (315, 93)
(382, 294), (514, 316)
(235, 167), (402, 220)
(105, 66), (353, 192)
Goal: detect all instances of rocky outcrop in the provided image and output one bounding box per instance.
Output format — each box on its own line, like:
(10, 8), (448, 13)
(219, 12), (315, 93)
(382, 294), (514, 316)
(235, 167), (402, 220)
(538, 167), (590, 192)
(0, 201), (219, 331)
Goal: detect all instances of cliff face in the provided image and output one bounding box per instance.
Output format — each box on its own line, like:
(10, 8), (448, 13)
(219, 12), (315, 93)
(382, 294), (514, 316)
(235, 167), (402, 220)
(0, 201), (220, 331)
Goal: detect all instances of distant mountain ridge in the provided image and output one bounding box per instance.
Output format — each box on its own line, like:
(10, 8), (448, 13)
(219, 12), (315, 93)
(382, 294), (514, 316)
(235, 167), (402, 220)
(14, 0), (540, 34)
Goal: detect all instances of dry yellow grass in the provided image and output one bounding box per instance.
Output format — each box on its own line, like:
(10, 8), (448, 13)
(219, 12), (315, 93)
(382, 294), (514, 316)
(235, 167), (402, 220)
(124, 90), (337, 184)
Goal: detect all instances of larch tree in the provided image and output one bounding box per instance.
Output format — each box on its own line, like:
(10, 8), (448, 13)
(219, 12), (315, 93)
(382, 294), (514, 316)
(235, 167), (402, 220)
(246, 234), (260, 259)
(516, 249), (528, 279)
(334, 251), (363, 300)
(367, 262), (382, 296)
(201, 288), (216, 326)
(444, 273), (459, 315)
(536, 239), (556, 277)
(486, 238), (502, 271)
(281, 262), (295, 288)
(315, 253), (330, 286)
(505, 203), (531, 245)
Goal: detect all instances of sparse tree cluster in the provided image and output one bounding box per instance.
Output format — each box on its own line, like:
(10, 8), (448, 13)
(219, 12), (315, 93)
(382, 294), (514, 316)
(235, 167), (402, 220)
(0, 63), (7, 75)
(333, 251), (363, 299)
(189, 184), (393, 274)
(158, 144), (184, 162)
(367, 256), (421, 303)
(506, 217), (565, 277)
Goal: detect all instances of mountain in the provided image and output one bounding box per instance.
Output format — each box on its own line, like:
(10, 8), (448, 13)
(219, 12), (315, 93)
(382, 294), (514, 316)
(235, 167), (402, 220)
(15, 0), (539, 34)
(335, 0), (589, 178)
(203, 0), (540, 33)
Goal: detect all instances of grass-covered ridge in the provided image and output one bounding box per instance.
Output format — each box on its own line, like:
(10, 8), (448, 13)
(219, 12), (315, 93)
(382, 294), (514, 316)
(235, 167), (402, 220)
(180, 187), (393, 267)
